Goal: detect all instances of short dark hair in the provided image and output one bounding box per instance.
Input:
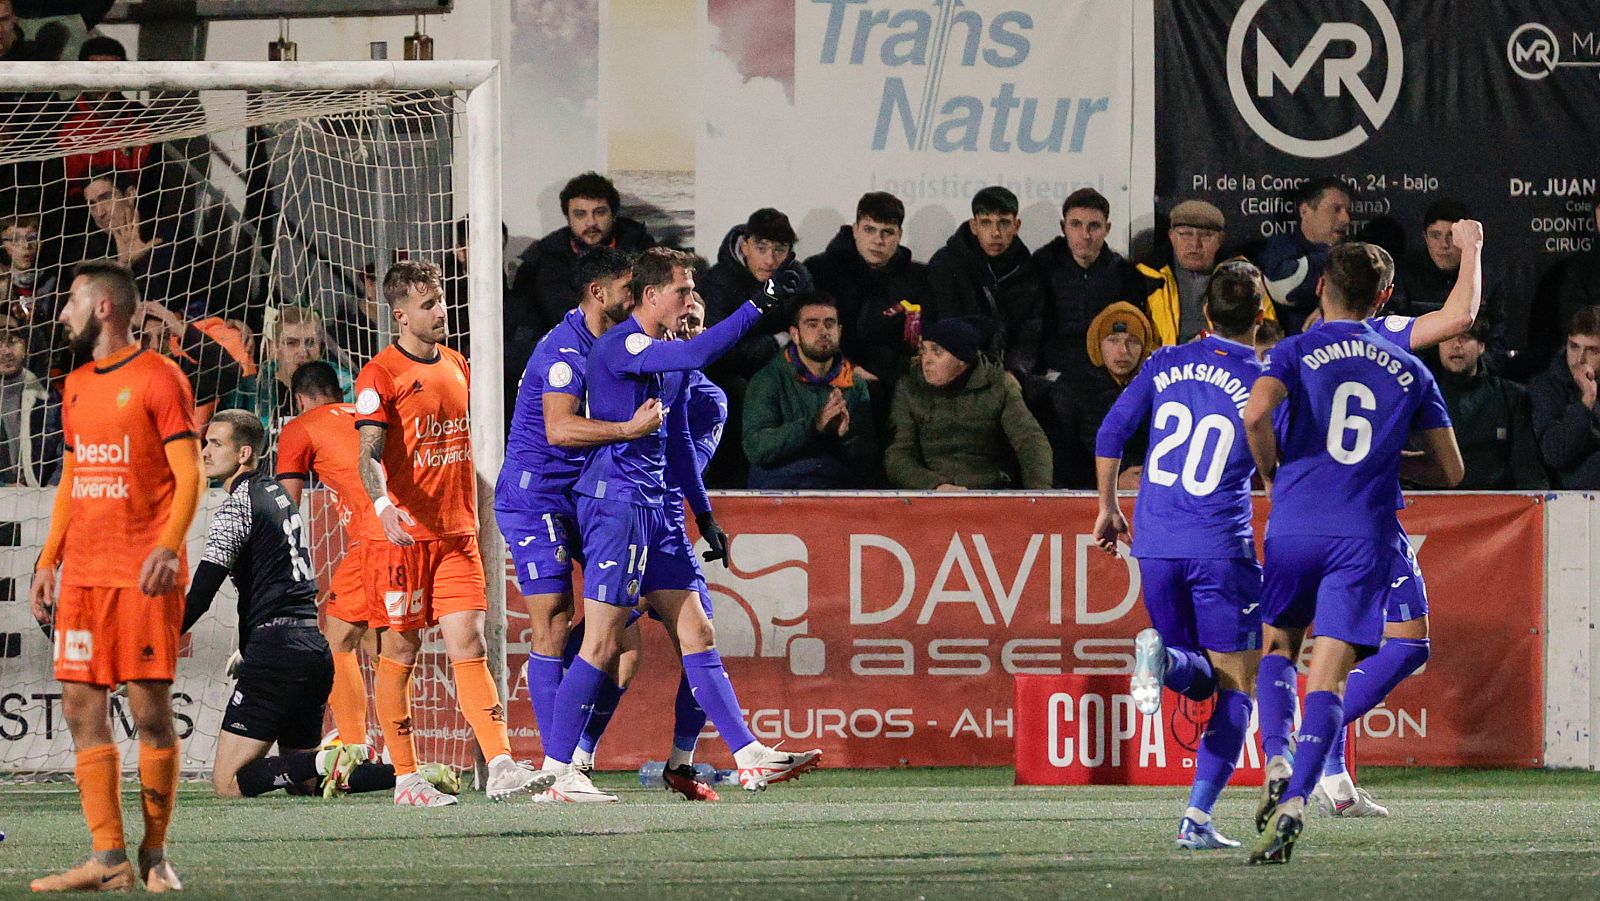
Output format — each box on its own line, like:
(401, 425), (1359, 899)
(454, 217), (508, 248)
(788, 291), (838, 327)
(1298, 177), (1353, 208)
(382, 259), (442, 307)
(1255, 318), (1285, 346)
(744, 208), (797, 245)
(291, 359), (343, 401)
(1422, 199), (1469, 230)
(72, 259), (139, 317)
(78, 36), (128, 61)
(1323, 242), (1392, 312)
(1204, 259), (1267, 336)
(629, 246), (695, 302)
(210, 409), (266, 463)
(1062, 187), (1110, 219)
(1462, 317), (1495, 345)
(559, 172), (620, 216)
(1570, 306), (1600, 340)
(971, 185), (1018, 218)
(856, 192), (905, 227)
(574, 245), (634, 293)
(84, 166), (137, 194)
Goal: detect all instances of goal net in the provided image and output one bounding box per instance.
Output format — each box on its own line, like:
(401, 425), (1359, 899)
(0, 62), (508, 781)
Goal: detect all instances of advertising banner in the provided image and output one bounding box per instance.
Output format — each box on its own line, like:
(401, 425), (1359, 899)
(699, 0), (1138, 261)
(1153, 0), (1600, 349)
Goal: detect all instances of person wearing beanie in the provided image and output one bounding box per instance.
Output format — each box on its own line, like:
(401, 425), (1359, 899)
(1045, 302), (1156, 488)
(1139, 199), (1279, 347)
(884, 316), (1052, 490)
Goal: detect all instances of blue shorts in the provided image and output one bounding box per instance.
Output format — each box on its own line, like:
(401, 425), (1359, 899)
(1261, 535), (1388, 650)
(1381, 532), (1428, 624)
(495, 490), (582, 596)
(1137, 556), (1262, 654)
(576, 495), (702, 607)
(628, 580), (715, 628)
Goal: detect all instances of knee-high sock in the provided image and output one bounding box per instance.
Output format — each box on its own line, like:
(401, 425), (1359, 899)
(681, 650), (757, 755)
(1324, 638), (1431, 777)
(138, 742), (179, 851)
(328, 651), (368, 745)
(1187, 689), (1253, 817)
(452, 656), (512, 761)
(76, 744), (125, 852)
(576, 680), (625, 755)
(1164, 647), (1217, 701)
(375, 657), (418, 776)
(544, 655), (608, 766)
(561, 620), (584, 669)
(236, 750), (320, 797)
(526, 652), (564, 743)
(1256, 654), (1298, 762)
(1285, 691), (1343, 803)
(670, 671), (707, 765)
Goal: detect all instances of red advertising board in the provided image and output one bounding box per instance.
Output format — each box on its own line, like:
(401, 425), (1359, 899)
(313, 492), (1546, 770)
(1012, 674), (1355, 786)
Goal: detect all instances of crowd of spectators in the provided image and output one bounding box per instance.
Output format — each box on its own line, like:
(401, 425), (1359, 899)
(504, 171), (1598, 492)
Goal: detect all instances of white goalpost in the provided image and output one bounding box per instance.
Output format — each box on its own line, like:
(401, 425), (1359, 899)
(0, 61), (507, 781)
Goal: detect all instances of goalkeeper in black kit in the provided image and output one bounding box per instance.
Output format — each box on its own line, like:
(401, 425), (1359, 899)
(185, 409), (458, 799)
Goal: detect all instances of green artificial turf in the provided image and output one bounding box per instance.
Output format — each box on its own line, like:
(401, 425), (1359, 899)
(2, 768), (1598, 899)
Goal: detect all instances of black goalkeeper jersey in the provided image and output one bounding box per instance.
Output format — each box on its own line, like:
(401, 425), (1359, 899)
(189, 470), (319, 653)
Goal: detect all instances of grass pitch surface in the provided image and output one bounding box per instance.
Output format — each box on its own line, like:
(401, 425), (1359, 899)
(2, 768), (1598, 899)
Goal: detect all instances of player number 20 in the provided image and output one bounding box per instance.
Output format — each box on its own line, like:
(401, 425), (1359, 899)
(1326, 381), (1376, 465)
(1146, 401), (1234, 496)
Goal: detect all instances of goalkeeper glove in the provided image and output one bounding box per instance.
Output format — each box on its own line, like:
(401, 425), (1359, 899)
(697, 512), (731, 568)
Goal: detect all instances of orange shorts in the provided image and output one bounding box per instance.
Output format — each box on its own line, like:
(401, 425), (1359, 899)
(53, 584), (183, 686)
(364, 534), (486, 631)
(322, 540), (369, 626)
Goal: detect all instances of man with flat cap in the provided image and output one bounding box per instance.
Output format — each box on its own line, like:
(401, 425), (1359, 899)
(1140, 199), (1278, 347)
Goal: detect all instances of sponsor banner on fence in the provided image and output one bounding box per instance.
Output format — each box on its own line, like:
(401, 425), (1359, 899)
(1153, 0), (1600, 349)
(1013, 674), (1355, 786)
(498, 493), (1544, 769)
(699, 0), (1137, 261)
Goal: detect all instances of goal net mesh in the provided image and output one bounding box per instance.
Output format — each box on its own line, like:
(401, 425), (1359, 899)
(0, 82), (496, 780)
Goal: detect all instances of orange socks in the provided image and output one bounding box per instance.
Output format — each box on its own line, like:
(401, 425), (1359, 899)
(329, 651), (369, 744)
(76, 744), (125, 852)
(452, 656), (511, 761)
(376, 656), (418, 776)
(138, 742), (178, 851)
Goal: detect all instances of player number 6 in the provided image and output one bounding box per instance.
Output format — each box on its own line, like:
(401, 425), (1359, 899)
(1326, 381), (1376, 465)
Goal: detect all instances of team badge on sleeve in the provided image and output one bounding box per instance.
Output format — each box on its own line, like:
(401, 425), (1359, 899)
(355, 388), (381, 415)
(1382, 316), (1409, 332)
(625, 333), (652, 355)
(548, 361), (573, 388)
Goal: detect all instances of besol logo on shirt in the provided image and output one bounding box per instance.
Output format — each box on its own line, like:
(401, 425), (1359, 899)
(73, 435), (131, 465)
(414, 413), (470, 439)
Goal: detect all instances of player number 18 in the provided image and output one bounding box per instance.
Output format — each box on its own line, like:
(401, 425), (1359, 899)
(1326, 381), (1376, 465)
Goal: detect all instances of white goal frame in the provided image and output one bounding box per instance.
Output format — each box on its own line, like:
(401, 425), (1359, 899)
(0, 61), (510, 769)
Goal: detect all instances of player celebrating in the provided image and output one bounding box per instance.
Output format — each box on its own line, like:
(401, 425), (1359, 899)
(355, 260), (551, 806)
(1242, 244), (1463, 864)
(495, 247), (660, 753)
(29, 261), (200, 893)
(540, 247), (820, 802)
(1093, 261), (1268, 849)
(276, 360), (381, 747)
(1306, 218), (1484, 817)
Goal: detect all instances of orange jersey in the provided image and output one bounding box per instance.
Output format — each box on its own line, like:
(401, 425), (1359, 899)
(352, 343), (476, 540)
(59, 347), (196, 587)
(276, 402), (383, 541)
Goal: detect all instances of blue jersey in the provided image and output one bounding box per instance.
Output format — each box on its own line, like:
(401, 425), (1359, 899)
(1096, 335), (1263, 559)
(577, 302), (760, 512)
(499, 307), (593, 501)
(1367, 314), (1416, 353)
(1263, 319), (1450, 540)
(678, 370), (727, 485)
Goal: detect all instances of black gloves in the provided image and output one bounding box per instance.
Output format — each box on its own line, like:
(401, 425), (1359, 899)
(697, 511), (731, 567)
(755, 268), (805, 315)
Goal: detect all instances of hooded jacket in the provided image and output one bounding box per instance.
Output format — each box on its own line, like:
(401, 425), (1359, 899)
(699, 222), (814, 381)
(1033, 238), (1143, 377)
(1529, 353), (1600, 488)
(743, 346), (879, 489)
(885, 355), (1051, 490)
(924, 223), (1043, 375)
(804, 225), (932, 382)
(510, 216), (656, 342)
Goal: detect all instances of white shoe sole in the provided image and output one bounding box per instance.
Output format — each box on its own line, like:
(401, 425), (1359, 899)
(1131, 628), (1166, 716)
(487, 768), (558, 802)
